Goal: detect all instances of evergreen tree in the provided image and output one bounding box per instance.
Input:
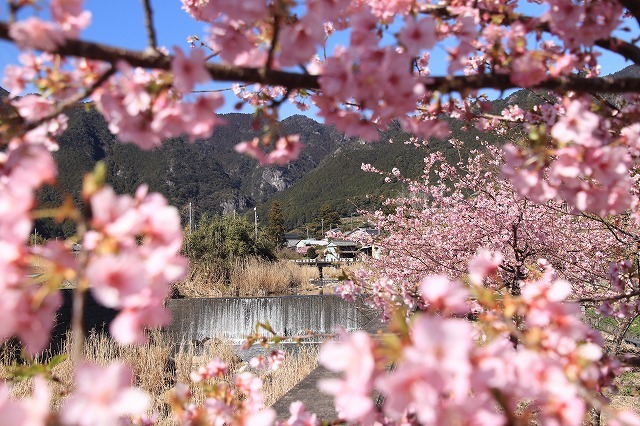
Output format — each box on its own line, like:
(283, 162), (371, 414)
(267, 201), (286, 247)
(185, 214), (275, 262)
(318, 203), (341, 229)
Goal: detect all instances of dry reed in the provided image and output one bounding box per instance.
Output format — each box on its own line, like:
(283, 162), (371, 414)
(263, 345), (319, 407)
(0, 331), (319, 424)
(174, 258), (320, 297)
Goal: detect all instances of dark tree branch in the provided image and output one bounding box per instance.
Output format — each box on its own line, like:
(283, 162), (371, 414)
(420, 3), (640, 65)
(141, 0), (158, 51)
(2, 21), (640, 95)
(574, 290), (640, 304)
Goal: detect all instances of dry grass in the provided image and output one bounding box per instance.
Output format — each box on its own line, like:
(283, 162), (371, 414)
(174, 257), (319, 297)
(231, 258), (319, 296)
(263, 345), (318, 407)
(0, 332), (319, 423)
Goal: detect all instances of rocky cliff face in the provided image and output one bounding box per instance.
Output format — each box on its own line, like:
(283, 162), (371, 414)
(11, 99), (351, 236)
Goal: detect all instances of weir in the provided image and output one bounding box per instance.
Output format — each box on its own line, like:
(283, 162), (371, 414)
(164, 295), (377, 348)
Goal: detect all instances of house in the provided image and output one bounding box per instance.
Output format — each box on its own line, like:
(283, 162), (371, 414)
(284, 233), (301, 248)
(295, 239), (329, 249)
(359, 244), (382, 260)
(325, 240), (359, 261)
(344, 227), (380, 239)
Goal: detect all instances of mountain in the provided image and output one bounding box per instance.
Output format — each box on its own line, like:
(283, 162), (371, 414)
(13, 64), (639, 236)
(0, 95), (353, 238)
(260, 118), (487, 228)
(0, 89), (506, 235)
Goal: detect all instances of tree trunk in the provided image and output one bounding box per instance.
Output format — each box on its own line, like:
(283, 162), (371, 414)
(612, 314), (638, 354)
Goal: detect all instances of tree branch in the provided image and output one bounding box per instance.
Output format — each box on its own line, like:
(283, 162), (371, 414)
(420, 3), (640, 65)
(574, 289), (640, 304)
(2, 21), (640, 95)
(141, 0), (158, 51)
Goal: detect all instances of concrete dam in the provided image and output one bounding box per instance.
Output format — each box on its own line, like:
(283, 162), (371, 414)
(164, 295), (378, 346)
(51, 292), (378, 353)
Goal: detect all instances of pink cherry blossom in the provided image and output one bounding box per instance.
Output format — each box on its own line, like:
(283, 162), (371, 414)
(60, 362), (150, 426)
(235, 138), (267, 164)
(418, 275), (469, 315)
(51, 0), (91, 36)
(171, 46), (211, 94)
(278, 401), (319, 426)
(468, 249), (504, 286)
(511, 52), (548, 87)
(0, 383), (27, 425)
(264, 135), (304, 165)
(9, 18), (65, 51)
(398, 17), (436, 56)
(551, 99), (601, 146)
(319, 330), (376, 422)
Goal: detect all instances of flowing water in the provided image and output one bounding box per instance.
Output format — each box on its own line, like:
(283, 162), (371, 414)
(165, 295), (378, 351)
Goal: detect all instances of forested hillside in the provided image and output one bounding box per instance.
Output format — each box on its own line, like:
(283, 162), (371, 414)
(259, 118), (490, 228)
(1, 86), (527, 236)
(12, 101), (350, 238)
(10, 75), (607, 235)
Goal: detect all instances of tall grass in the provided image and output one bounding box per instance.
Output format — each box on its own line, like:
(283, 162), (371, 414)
(174, 257), (319, 297)
(0, 332), (319, 424)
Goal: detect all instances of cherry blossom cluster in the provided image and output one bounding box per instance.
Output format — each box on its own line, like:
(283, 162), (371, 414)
(8, 0), (91, 51)
(249, 349), (285, 371)
(321, 254), (637, 425)
(0, 362), (150, 426)
(235, 134), (304, 165)
(1, 0), (640, 424)
(171, 358), (276, 425)
(0, 100), (69, 354)
(351, 144), (623, 317)
(83, 183), (187, 344)
(93, 56), (224, 150)
(502, 97), (637, 216)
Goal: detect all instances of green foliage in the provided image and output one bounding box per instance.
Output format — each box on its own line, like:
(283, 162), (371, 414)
(6, 353), (67, 382)
(267, 201), (286, 247)
(305, 246), (318, 259)
(185, 214), (275, 263)
(318, 203), (341, 228)
(262, 118), (486, 228)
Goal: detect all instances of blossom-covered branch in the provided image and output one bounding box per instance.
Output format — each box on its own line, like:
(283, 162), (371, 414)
(2, 21), (640, 95)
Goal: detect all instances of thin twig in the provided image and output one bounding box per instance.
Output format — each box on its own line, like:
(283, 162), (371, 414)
(71, 221), (89, 364)
(141, 0), (158, 51)
(20, 66), (116, 133)
(266, 12), (281, 71)
(418, 3), (640, 65)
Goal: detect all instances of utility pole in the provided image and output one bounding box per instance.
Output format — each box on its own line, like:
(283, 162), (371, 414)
(306, 226), (309, 239)
(321, 218), (324, 237)
(188, 202), (192, 234)
(254, 207), (258, 240)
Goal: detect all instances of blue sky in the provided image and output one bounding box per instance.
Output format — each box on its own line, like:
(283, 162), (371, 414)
(1, 1), (638, 119)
